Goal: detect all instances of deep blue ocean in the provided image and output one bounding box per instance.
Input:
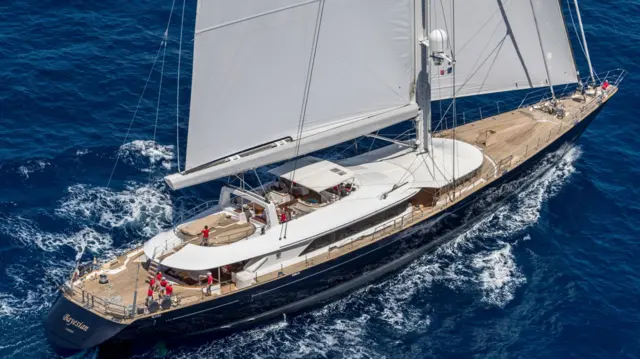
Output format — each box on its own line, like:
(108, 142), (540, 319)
(1, 1), (639, 358)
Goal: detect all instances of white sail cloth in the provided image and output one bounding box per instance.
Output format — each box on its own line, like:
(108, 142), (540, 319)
(429, 0), (577, 100)
(185, 0), (415, 172)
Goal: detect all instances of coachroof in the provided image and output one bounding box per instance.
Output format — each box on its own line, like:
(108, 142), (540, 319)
(268, 156), (354, 193)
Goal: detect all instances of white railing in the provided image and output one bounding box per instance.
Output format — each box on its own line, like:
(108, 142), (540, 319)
(172, 199), (219, 227)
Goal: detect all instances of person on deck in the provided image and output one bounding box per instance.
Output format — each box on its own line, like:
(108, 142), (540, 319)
(206, 272), (213, 294)
(159, 277), (168, 298)
(156, 271), (162, 282)
(147, 286), (154, 306)
(149, 276), (157, 291)
(200, 225), (210, 246)
(165, 283), (174, 298)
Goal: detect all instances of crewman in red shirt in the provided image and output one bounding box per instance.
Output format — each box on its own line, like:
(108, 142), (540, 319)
(165, 283), (174, 297)
(147, 286), (154, 306)
(156, 271), (162, 281)
(159, 277), (168, 298)
(207, 272), (213, 294)
(200, 225), (210, 246)
(149, 276), (156, 291)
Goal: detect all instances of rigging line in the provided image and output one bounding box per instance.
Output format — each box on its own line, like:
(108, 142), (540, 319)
(394, 153), (421, 187)
(176, 0), (186, 173)
(478, 36), (508, 94)
(106, 14), (173, 188)
(451, 0), (457, 198)
(496, 0), (533, 87)
(431, 34), (508, 132)
(253, 169), (267, 196)
(567, 0), (596, 84)
(235, 174), (257, 194)
(282, 0), (326, 240)
(149, 0), (177, 182)
(336, 137), (364, 158)
(368, 130), (379, 152)
(529, 0), (555, 99)
(437, 0), (454, 57)
(565, 0), (586, 57)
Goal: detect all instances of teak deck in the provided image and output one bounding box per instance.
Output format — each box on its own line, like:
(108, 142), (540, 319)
(67, 87), (616, 323)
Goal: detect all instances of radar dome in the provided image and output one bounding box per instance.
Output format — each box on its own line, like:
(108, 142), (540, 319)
(429, 29), (449, 53)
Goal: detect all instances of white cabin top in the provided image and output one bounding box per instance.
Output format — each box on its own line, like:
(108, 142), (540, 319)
(268, 156), (355, 193)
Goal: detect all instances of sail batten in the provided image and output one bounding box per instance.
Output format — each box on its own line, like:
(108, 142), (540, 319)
(429, 0), (578, 101)
(184, 0), (416, 173)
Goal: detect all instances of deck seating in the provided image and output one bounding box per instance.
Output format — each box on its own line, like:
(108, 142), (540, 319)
(179, 213), (228, 236)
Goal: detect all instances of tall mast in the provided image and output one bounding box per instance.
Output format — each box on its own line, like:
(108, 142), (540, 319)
(415, 0), (431, 153)
(573, 0), (595, 85)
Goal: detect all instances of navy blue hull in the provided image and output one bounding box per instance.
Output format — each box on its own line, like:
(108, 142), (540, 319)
(45, 106), (603, 353)
(45, 294), (127, 352)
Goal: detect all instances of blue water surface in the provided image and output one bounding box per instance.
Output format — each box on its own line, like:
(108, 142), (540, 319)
(0, 1), (639, 358)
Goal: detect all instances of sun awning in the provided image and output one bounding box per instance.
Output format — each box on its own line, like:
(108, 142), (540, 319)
(268, 156), (354, 193)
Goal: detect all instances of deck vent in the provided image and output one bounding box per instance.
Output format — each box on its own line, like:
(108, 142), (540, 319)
(330, 168), (347, 176)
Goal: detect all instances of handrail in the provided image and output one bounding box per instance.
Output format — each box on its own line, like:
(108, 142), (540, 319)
(64, 283), (130, 320)
(172, 199), (219, 228)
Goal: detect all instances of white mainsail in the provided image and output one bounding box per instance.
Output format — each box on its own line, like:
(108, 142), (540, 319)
(183, 0), (415, 173)
(428, 0), (577, 101)
(166, 0), (581, 191)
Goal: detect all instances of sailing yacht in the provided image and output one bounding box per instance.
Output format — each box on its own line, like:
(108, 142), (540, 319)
(46, 0), (624, 351)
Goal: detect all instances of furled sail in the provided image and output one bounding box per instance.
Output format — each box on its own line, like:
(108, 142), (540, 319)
(428, 0), (578, 101)
(170, 0), (416, 189)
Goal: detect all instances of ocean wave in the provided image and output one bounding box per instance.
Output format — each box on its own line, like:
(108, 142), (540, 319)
(0, 257), (73, 320)
(0, 215), (113, 257)
(56, 181), (172, 238)
(76, 148), (89, 156)
(119, 140), (174, 172)
(16, 159), (49, 179)
(471, 242), (526, 307)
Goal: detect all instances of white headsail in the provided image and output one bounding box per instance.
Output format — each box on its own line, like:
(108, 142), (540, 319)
(428, 0), (577, 101)
(168, 0), (416, 189)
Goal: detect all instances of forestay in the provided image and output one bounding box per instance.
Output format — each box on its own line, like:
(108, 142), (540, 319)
(429, 0), (578, 101)
(184, 0), (415, 173)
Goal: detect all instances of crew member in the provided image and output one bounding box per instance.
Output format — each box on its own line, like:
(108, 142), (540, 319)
(165, 283), (174, 298)
(149, 276), (157, 291)
(147, 286), (154, 306)
(156, 271), (162, 282)
(207, 272), (213, 294)
(200, 225), (210, 246)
